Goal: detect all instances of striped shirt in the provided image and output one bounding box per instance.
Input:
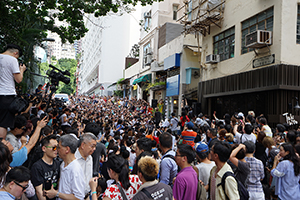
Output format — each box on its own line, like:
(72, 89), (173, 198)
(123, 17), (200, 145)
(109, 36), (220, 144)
(181, 130), (197, 147)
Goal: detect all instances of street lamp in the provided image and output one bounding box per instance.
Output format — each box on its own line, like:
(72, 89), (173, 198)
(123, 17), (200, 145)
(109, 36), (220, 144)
(294, 97), (300, 112)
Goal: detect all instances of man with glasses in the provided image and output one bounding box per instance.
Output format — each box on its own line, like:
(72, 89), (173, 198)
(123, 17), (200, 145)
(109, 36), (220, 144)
(44, 134), (85, 200)
(173, 144), (198, 200)
(31, 135), (60, 200)
(0, 166), (30, 199)
(206, 141), (239, 200)
(75, 132), (97, 198)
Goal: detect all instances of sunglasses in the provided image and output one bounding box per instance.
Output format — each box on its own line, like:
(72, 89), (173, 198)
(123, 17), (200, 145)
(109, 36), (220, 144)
(45, 146), (57, 151)
(14, 181), (29, 192)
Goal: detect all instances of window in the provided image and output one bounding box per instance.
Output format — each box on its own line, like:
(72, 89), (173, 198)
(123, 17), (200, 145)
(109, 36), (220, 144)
(186, 0), (192, 21)
(144, 11), (151, 30)
(173, 5), (179, 20)
(297, 5), (300, 44)
(143, 43), (151, 68)
(213, 26), (235, 61)
(241, 7), (274, 54)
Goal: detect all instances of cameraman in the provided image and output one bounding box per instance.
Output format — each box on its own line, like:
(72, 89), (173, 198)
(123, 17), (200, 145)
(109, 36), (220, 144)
(0, 44), (26, 138)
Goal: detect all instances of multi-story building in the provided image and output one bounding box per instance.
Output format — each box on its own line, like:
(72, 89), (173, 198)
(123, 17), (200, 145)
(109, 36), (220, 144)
(123, 0), (200, 116)
(179, 0), (300, 125)
(78, 7), (141, 96)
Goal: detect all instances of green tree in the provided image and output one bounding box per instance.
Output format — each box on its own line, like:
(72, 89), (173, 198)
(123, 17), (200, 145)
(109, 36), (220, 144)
(0, 0), (161, 49)
(56, 58), (77, 95)
(39, 58), (77, 95)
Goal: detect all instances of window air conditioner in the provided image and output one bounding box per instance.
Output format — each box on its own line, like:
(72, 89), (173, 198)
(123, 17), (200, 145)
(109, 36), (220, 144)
(145, 54), (152, 66)
(117, 85), (122, 90)
(144, 12), (151, 18)
(146, 47), (153, 55)
(205, 54), (220, 64)
(245, 30), (272, 48)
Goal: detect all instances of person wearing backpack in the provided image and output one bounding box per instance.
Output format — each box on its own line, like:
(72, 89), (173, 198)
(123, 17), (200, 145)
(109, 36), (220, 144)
(206, 141), (240, 200)
(158, 132), (178, 187)
(133, 156), (173, 200)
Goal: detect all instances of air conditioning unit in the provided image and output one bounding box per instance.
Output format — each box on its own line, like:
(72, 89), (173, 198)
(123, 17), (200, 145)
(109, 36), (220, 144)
(144, 12), (151, 18)
(146, 47), (153, 55)
(245, 30), (272, 48)
(205, 54), (220, 64)
(117, 85), (122, 90)
(145, 54), (152, 66)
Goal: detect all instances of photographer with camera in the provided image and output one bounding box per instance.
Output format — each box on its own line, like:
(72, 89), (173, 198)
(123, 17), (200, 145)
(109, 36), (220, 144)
(0, 44), (26, 138)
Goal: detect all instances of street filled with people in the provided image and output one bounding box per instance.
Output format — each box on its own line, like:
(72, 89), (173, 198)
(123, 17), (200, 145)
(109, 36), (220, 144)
(0, 93), (300, 200)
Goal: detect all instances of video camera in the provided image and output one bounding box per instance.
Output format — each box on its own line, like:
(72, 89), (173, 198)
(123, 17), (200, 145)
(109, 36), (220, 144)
(46, 64), (70, 89)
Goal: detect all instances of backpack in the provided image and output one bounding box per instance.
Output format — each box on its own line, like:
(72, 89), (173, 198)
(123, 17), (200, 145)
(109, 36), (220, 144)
(196, 180), (207, 200)
(218, 171), (249, 200)
(159, 154), (179, 185)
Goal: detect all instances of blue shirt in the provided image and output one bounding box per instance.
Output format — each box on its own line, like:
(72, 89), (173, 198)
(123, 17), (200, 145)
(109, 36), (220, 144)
(271, 160), (300, 200)
(159, 150), (177, 186)
(0, 191), (15, 199)
(10, 146), (27, 167)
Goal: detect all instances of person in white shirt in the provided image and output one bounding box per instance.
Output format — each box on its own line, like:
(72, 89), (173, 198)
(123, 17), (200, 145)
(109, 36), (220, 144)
(75, 133), (97, 197)
(37, 104), (46, 118)
(44, 134), (85, 200)
(0, 44), (26, 138)
(234, 124), (257, 144)
(60, 109), (72, 132)
(170, 113), (179, 135)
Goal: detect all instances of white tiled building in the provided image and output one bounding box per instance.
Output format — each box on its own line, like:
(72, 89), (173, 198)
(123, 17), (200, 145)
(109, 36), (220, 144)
(78, 7), (142, 95)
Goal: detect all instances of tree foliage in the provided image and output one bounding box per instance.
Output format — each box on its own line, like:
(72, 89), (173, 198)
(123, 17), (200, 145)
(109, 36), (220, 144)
(0, 0), (161, 52)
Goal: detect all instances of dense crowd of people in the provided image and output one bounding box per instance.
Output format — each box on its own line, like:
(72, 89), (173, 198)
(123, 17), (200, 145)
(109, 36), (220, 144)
(0, 92), (300, 200)
(1, 44), (300, 200)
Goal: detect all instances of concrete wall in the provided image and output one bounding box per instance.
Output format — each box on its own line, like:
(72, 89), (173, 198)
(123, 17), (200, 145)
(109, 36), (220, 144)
(80, 5), (141, 94)
(200, 0), (300, 82)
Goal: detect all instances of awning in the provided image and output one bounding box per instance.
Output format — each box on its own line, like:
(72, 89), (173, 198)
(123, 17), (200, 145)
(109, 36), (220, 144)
(132, 74), (152, 85)
(183, 45), (201, 53)
(107, 82), (117, 88)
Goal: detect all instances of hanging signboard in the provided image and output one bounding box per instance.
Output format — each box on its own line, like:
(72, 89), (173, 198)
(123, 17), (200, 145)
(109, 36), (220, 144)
(253, 54), (275, 68)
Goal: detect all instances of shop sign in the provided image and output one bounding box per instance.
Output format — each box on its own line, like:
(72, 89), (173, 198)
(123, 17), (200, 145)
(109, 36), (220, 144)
(283, 113), (298, 126)
(253, 54), (275, 68)
(166, 75), (180, 97)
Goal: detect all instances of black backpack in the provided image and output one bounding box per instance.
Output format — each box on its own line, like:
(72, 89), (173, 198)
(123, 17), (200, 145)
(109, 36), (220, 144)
(218, 171), (249, 200)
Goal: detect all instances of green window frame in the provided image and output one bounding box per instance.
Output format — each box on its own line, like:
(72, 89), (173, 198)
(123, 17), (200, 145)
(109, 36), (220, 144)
(241, 7), (274, 54)
(213, 26), (235, 61)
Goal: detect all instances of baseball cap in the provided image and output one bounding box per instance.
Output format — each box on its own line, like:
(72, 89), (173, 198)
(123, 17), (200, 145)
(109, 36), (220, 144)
(195, 142), (209, 153)
(186, 122), (194, 129)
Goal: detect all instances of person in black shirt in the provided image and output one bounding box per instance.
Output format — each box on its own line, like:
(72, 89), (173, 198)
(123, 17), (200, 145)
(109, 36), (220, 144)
(31, 135), (60, 200)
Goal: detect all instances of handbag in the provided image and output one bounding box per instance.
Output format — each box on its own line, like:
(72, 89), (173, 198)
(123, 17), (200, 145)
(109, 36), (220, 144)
(8, 97), (28, 114)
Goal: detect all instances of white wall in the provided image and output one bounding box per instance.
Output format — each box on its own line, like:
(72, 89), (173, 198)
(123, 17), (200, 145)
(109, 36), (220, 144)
(80, 5), (142, 94)
(200, 0), (300, 82)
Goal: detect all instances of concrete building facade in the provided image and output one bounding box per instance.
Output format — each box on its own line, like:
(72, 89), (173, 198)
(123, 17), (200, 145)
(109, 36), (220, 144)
(78, 7), (141, 95)
(184, 0), (300, 125)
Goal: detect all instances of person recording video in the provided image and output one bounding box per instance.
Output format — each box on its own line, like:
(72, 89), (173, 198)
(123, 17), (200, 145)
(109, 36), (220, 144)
(0, 44), (26, 138)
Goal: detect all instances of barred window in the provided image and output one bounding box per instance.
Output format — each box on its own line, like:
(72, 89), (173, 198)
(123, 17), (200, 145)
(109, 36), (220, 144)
(213, 26), (235, 61)
(241, 7), (274, 54)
